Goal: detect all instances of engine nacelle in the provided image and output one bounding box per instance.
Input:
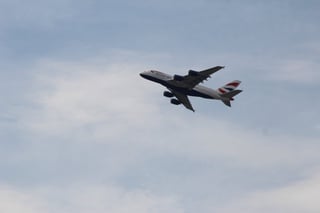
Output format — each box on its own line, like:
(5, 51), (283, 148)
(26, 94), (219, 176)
(170, 99), (181, 105)
(163, 91), (174, 98)
(188, 70), (199, 76)
(173, 75), (184, 81)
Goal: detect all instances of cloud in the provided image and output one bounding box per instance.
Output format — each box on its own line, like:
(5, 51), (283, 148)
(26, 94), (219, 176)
(0, 184), (183, 213)
(8, 52), (320, 213)
(261, 40), (320, 85)
(18, 54), (320, 169)
(271, 59), (320, 84)
(155, 115), (320, 169)
(213, 172), (320, 213)
(21, 56), (160, 136)
(0, 185), (46, 213)
(0, 0), (80, 29)
(2, 0), (320, 211)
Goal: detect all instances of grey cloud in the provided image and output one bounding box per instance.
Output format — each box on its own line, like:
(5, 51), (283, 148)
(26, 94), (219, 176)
(0, 184), (183, 213)
(212, 172), (320, 213)
(4, 55), (318, 213)
(0, 0), (82, 29)
(1, 1), (320, 210)
(265, 58), (320, 84)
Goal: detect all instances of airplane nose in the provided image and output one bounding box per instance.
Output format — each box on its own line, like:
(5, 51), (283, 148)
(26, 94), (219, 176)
(140, 72), (147, 78)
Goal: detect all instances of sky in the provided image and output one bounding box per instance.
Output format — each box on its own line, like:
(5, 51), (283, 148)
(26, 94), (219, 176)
(1, 0), (320, 212)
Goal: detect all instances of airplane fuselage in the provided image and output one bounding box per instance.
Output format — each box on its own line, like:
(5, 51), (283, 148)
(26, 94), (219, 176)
(140, 67), (242, 111)
(140, 70), (221, 100)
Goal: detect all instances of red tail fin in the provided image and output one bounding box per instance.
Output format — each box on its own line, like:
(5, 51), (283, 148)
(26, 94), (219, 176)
(218, 80), (241, 94)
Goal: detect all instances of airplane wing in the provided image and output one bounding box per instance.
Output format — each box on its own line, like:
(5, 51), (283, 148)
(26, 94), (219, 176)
(170, 89), (195, 112)
(170, 66), (224, 89)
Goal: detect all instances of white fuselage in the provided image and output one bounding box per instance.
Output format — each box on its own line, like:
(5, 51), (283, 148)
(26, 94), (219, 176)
(140, 70), (222, 100)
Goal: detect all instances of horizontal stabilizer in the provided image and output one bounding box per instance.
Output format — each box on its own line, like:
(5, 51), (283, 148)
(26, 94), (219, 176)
(221, 90), (242, 98)
(221, 90), (242, 107)
(222, 100), (231, 107)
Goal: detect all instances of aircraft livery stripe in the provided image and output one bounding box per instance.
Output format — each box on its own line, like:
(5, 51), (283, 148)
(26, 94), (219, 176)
(227, 82), (239, 87)
(219, 88), (227, 94)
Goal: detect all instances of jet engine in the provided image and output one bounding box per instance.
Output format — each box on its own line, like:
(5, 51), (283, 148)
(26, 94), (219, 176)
(163, 91), (174, 98)
(188, 70), (199, 76)
(173, 75), (184, 81)
(170, 99), (181, 105)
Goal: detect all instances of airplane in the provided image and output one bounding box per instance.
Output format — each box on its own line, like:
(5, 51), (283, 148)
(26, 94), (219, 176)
(140, 66), (242, 112)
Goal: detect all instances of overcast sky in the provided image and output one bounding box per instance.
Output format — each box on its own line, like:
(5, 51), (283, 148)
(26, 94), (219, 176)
(1, 0), (320, 212)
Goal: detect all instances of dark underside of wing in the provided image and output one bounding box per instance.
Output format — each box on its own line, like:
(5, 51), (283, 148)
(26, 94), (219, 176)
(170, 89), (195, 111)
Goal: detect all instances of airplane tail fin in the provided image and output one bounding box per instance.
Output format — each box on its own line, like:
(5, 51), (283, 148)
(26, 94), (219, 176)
(217, 80), (241, 95)
(218, 79), (242, 107)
